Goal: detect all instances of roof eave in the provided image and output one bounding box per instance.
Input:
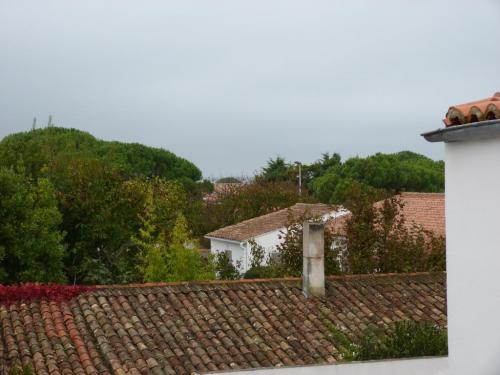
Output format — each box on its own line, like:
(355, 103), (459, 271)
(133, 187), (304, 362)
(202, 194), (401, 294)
(204, 235), (246, 243)
(421, 119), (500, 143)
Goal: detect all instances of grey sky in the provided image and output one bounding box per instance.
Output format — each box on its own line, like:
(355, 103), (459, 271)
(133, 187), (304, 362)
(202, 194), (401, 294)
(1, 0), (499, 178)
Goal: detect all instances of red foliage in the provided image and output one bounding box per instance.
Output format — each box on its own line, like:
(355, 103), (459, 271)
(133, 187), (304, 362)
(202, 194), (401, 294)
(0, 284), (94, 306)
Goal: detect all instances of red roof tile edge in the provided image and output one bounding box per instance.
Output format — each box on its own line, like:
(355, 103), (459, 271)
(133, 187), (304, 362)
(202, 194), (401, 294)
(444, 92), (500, 127)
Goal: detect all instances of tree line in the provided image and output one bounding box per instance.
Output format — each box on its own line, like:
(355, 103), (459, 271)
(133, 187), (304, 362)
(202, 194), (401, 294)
(259, 151), (444, 203)
(0, 126), (445, 285)
(0, 127), (302, 284)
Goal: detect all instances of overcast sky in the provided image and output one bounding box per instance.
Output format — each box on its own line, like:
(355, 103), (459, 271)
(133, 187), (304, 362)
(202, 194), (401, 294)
(1, 0), (499, 178)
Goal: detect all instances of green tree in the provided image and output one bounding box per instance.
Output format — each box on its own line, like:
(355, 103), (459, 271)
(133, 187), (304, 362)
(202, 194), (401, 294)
(307, 152), (341, 180)
(191, 180), (306, 243)
(134, 192), (215, 283)
(166, 213), (214, 282)
(0, 127), (201, 183)
(248, 239), (265, 270)
(259, 153), (341, 188)
(0, 126), (202, 284)
(215, 251), (240, 280)
(310, 151), (444, 204)
(56, 160), (188, 284)
(339, 191), (446, 274)
(243, 239), (280, 279)
(274, 211), (339, 277)
(0, 167), (65, 283)
(57, 159), (139, 284)
(133, 185), (170, 282)
(261, 157), (292, 182)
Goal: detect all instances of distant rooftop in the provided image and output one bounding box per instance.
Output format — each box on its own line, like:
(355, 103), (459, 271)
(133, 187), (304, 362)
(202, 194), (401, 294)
(328, 192), (445, 237)
(206, 203), (335, 242)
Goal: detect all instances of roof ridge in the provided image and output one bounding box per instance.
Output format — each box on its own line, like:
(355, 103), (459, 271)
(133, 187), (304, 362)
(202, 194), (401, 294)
(93, 277), (301, 289)
(377, 192), (445, 203)
(91, 271), (444, 290)
(324, 271), (444, 280)
(206, 202), (336, 240)
(205, 207), (295, 236)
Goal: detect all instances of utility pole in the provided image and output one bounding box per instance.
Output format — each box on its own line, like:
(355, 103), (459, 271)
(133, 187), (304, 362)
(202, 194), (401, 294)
(294, 161), (302, 197)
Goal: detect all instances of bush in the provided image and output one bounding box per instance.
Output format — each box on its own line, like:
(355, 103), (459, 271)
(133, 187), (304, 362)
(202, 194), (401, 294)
(354, 320), (448, 360)
(274, 211), (340, 277)
(339, 189), (446, 274)
(215, 251), (240, 280)
(243, 266), (276, 279)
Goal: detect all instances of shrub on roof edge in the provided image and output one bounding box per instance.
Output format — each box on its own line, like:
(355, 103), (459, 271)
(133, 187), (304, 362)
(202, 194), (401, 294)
(325, 320), (448, 361)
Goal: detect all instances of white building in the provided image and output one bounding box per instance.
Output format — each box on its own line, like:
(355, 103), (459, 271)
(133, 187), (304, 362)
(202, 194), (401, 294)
(422, 92), (500, 375)
(205, 203), (345, 273)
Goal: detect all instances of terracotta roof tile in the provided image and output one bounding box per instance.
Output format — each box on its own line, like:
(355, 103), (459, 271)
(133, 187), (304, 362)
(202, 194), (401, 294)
(1, 273), (446, 374)
(444, 92), (500, 126)
(206, 203), (336, 241)
(203, 183), (245, 203)
(328, 192), (445, 237)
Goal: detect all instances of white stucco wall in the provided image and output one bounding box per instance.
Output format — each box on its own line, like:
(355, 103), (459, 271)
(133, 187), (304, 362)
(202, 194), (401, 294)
(248, 229), (282, 269)
(445, 136), (500, 375)
(208, 356), (448, 375)
(209, 238), (246, 271)
(208, 230), (282, 273)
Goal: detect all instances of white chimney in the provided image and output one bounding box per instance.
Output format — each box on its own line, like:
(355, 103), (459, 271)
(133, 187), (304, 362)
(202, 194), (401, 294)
(423, 116), (500, 375)
(302, 221), (325, 297)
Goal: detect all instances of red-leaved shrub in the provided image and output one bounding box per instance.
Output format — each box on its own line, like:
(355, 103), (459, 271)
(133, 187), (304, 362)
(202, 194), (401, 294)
(0, 284), (94, 306)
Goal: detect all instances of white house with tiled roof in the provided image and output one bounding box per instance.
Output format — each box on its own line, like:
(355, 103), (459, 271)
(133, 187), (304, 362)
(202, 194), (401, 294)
(205, 203), (345, 273)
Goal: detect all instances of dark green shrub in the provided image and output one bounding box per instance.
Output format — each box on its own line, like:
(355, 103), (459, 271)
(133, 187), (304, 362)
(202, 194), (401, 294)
(354, 320), (448, 360)
(243, 266), (275, 279)
(215, 251), (240, 280)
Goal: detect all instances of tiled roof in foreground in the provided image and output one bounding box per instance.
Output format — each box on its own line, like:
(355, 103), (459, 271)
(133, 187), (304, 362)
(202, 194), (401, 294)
(0, 273), (446, 375)
(206, 203), (335, 242)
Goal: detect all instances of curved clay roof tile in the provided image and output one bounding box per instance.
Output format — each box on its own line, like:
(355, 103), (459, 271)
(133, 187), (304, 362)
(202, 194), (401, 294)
(486, 103), (500, 120)
(444, 92), (500, 126)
